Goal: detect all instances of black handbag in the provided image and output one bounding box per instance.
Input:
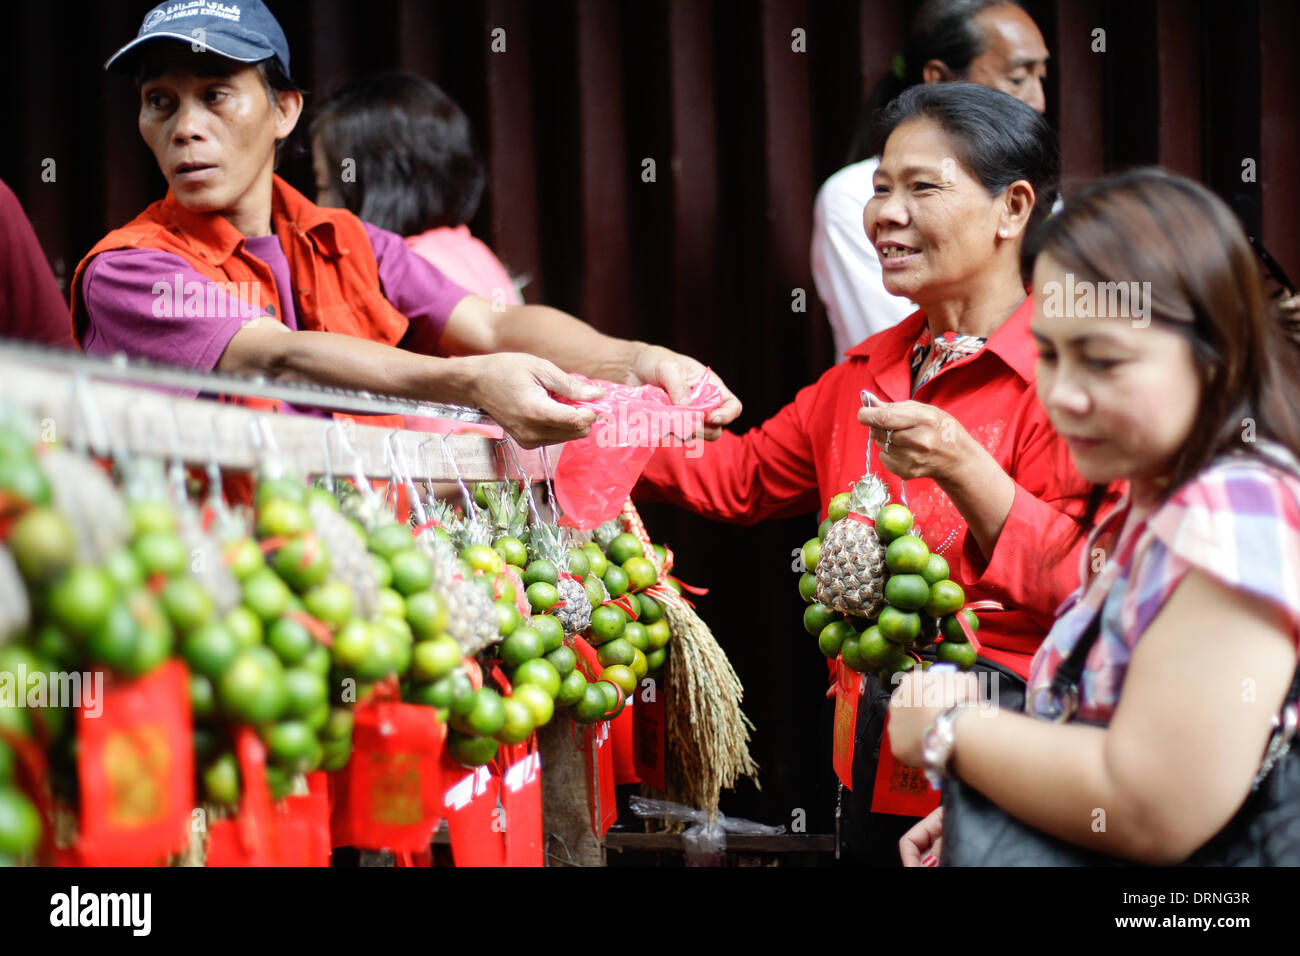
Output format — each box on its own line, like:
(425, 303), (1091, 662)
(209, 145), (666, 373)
(940, 614), (1300, 866)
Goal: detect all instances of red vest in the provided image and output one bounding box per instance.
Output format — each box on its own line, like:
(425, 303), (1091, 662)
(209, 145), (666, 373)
(70, 174), (408, 350)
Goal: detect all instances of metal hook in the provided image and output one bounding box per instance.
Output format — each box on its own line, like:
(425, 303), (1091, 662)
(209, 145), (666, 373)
(537, 444), (563, 524)
(497, 438), (546, 530)
(163, 403), (190, 507)
(438, 433), (479, 526)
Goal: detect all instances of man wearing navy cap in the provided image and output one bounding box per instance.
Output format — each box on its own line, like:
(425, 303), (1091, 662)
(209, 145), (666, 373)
(72, 0), (741, 447)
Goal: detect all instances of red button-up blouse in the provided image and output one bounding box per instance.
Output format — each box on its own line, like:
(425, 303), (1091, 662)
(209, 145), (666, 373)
(635, 295), (1093, 677)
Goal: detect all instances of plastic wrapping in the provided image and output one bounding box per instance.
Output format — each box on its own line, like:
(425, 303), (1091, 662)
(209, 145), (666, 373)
(552, 375), (723, 530)
(628, 795), (785, 866)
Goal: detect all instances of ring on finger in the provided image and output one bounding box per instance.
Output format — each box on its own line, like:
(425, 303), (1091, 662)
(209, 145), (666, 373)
(885, 430), (893, 453)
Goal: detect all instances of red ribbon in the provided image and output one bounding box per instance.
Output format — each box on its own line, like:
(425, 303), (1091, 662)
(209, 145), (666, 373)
(602, 594), (638, 618)
(949, 600), (1003, 655)
(258, 535), (290, 554)
(287, 610), (335, 649)
(411, 518), (444, 537)
(845, 512), (875, 527)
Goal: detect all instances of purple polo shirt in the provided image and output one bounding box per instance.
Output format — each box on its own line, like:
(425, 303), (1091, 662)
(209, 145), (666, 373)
(80, 223), (470, 370)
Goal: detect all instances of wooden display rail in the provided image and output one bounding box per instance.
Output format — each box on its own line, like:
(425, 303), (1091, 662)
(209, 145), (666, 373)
(0, 344), (551, 482)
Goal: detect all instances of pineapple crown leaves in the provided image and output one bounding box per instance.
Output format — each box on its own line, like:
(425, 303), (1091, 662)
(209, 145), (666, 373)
(847, 471), (889, 520)
(592, 519), (623, 551)
(529, 519), (569, 565)
(482, 482), (530, 543)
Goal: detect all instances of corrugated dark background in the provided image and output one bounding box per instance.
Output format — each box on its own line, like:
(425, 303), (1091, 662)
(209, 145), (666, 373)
(5, 0), (1298, 834)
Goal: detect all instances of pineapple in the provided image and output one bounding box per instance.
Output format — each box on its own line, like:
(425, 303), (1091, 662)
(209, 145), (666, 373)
(418, 499), (499, 655)
(309, 500), (378, 621)
(592, 519), (623, 553)
(480, 482), (531, 546)
(815, 471), (890, 617)
(531, 521), (591, 635)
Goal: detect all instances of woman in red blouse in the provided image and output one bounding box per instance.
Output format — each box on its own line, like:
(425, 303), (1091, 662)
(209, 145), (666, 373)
(636, 83), (1093, 858)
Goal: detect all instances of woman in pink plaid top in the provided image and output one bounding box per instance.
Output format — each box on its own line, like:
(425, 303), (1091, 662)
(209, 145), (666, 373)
(888, 168), (1300, 865)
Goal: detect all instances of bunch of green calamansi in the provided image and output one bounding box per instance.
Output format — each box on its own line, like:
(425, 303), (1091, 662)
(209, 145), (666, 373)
(797, 493), (979, 684)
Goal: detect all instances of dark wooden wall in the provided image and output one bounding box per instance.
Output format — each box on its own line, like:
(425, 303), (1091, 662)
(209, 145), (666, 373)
(5, 0), (1298, 832)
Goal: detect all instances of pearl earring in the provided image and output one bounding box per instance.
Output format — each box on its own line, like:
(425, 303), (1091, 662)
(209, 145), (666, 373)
(999, 228), (1008, 238)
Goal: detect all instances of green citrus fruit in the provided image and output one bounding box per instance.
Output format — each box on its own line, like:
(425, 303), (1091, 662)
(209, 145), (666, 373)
(606, 534), (644, 566)
(828, 493), (852, 523)
(621, 621), (649, 653)
(555, 669), (588, 707)
(305, 486), (340, 513)
(47, 564), (116, 636)
(182, 621), (238, 679)
(798, 572), (819, 603)
(218, 649), (287, 723)
(369, 552), (393, 590)
(885, 534), (930, 574)
(449, 731), (499, 768)
(189, 673), (216, 719)
(801, 538), (822, 572)
(803, 603), (840, 637)
(602, 565), (629, 598)
(242, 568), (292, 622)
(531, 614), (565, 654)
(601, 664), (637, 696)
(102, 547), (145, 592)
(878, 654), (917, 688)
(818, 517), (833, 539)
(875, 504), (915, 542)
(367, 522), (413, 559)
(570, 683), (609, 723)
(495, 698), (535, 744)
(86, 601), (138, 671)
(495, 601), (522, 638)
(583, 574), (606, 607)
(453, 688), (507, 737)
(160, 575), (215, 634)
(937, 639), (978, 669)
(224, 606), (264, 650)
(405, 590), (449, 640)
(544, 644), (577, 677)
(321, 707), (354, 742)
(858, 626), (904, 670)
(9, 508), (75, 584)
(511, 658), (561, 699)
(818, 620), (855, 658)
(597, 680), (624, 718)
(459, 544), (501, 576)
(925, 579), (966, 618)
(222, 538), (264, 581)
(588, 606), (625, 645)
(523, 559), (558, 588)
(582, 545), (608, 578)
(302, 579), (354, 629)
(565, 549), (590, 578)
(921, 553), (950, 585)
(388, 549), (434, 595)
(884, 573), (930, 611)
(266, 720), (322, 773)
(202, 752), (241, 806)
(526, 581), (559, 613)
(622, 556), (658, 592)
(636, 593), (664, 623)
(283, 668), (328, 718)
(941, 610), (980, 643)
(271, 534), (331, 591)
(597, 638), (636, 669)
(267, 616), (314, 665)
(840, 635), (867, 672)
(300, 642), (331, 677)
(644, 619), (671, 651)
(877, 606), (922, 644)
(256, 499), (311, 539)
(255, 477), (306, 508)
(513, 683), (555, 728)
(492, 536), (529, 569)
(501, 627), (544, 670)
(645, 647), (667, 671)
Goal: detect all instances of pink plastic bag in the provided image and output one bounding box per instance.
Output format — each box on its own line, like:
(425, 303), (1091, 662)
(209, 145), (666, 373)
(552, 374), (722, 530)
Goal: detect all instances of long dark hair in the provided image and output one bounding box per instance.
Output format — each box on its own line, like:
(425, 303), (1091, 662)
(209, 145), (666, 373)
(1027, 168), (1300, 537)
(874, 83), (1059, 234)
(311, 72), (484, 235)
(850, 0), (1027, 163)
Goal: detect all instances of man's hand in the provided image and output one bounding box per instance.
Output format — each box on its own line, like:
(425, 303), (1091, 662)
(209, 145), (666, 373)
(857, 400), (972, 482)
(630, 344), (742, 440)
(463, 352), (602, 448)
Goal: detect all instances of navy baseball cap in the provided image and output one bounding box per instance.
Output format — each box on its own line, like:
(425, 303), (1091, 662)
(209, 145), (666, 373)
(105, 0), (292, 79)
